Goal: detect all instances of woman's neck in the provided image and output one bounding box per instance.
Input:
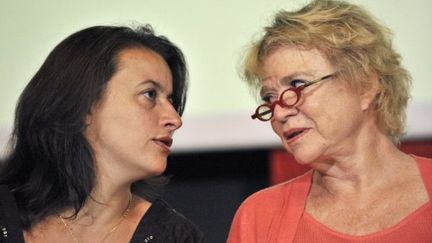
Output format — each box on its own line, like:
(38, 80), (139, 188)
(310, 132), (413, 198)
(70, 178), (132, 224)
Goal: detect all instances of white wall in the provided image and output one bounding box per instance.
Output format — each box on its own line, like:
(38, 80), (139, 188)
(1, 0), (431, 154)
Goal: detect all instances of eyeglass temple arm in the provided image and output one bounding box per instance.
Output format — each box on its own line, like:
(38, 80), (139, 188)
(304, 73), (334, 87)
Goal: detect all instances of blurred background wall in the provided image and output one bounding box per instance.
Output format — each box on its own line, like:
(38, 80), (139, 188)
(1, 0), (432, 152)
(1, 0), (431, 242)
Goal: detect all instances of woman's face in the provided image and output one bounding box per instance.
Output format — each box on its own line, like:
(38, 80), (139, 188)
(260, 46), (374, 165)
(85, 47), (182, 181)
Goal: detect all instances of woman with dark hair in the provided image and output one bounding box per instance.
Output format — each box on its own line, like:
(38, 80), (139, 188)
(0, 25), (204, 242)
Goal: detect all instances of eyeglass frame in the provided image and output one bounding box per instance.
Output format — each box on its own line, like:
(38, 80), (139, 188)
(251, 73), (336, 121)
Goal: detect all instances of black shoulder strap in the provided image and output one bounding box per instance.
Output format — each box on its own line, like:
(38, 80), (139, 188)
(0, 185), (25, 243)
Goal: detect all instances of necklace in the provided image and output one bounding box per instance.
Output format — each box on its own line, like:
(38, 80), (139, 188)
(58, 194), (132, 243)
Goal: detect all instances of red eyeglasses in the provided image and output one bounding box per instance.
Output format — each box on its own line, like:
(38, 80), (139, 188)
(251, 73), (336, 121)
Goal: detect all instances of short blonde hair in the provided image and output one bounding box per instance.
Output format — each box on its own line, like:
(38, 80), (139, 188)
(243, 0), (411, 143)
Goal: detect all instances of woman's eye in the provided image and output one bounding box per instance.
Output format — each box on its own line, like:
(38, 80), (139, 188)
(261, 94), (277, 104)
(169, 97), (174, 104)
(290, 79), (307, 88)
(142, 89), (157, 101)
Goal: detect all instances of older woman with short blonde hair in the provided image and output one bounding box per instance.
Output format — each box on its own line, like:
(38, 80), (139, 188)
(228, 0), (432, 242)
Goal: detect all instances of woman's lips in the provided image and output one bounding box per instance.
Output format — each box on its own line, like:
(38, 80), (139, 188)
(153, 136), (173, 153)
(283, 128), (309, 144)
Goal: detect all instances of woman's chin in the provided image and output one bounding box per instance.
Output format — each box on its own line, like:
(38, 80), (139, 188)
(148, 165), (167, 177)
(290, 149), (321, 166)
(135, 161), (167, 179)
(284, 140), (326, 166)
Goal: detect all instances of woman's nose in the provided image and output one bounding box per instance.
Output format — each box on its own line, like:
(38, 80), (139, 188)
(161, 103), (183, 132)
(272, 102), (298, 122)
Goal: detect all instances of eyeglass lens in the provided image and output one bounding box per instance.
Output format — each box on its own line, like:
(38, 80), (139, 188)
(257, 89), (298, 120)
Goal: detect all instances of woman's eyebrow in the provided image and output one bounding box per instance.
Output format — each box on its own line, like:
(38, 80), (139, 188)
(137, 80), (174, 96)
(138, 79), (160, 87)
(259, 87), (270, 98)
(137, 80), (161, 90)
(279, 71), (315, 85)
(259, 71), (315, 95)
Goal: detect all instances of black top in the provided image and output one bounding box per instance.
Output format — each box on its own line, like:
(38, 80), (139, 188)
(130, 198), (205, 243)
(0, 185), (205, 243)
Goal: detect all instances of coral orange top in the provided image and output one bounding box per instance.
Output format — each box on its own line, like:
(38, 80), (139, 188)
(227, 156), (432, 243)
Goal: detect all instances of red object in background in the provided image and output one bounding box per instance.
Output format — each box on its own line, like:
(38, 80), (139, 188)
(269, 149), (310, 185)
(400, 140), (432, 158)
(269, 140), (432, 185)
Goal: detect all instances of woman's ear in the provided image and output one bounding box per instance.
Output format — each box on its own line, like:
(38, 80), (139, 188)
(360, 73), (380, 111)
(85, 108), (96, 126)
(85, 114), (93, 126)
(85, 102), (100, 126)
